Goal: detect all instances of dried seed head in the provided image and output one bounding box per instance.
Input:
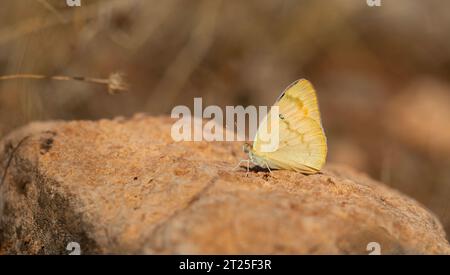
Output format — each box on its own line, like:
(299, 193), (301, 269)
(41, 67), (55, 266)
(108, 72), (129, 94)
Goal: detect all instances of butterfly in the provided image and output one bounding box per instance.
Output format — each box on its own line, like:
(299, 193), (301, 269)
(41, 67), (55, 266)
(241, 79), (327, 174)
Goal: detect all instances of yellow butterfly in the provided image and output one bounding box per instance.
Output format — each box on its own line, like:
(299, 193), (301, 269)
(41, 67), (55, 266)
(243, 79), (327, 174)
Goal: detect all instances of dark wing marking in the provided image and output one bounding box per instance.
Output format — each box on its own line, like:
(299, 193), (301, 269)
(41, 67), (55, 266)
(275, 79), (302, 103)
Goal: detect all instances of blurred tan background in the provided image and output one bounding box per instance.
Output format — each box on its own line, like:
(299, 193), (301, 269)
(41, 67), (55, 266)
(0, 0), (449, 238)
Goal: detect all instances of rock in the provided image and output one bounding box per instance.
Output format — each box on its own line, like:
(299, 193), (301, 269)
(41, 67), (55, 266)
(0, 116), (449, 255)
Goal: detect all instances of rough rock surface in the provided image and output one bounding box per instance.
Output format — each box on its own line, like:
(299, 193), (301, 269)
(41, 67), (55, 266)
(0, 115), (449, 254)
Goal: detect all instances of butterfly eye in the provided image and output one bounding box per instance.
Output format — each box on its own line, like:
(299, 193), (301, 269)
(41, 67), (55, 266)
(279, 114), (285, 120)
(243, 143), (251, 153)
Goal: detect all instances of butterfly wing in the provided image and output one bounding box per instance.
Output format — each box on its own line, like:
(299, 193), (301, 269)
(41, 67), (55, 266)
(252, 79), (327, 173)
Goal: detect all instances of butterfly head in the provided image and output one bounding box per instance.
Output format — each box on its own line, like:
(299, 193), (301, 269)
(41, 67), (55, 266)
(243, 143), (252, 154)
(243, 142), (257, 164)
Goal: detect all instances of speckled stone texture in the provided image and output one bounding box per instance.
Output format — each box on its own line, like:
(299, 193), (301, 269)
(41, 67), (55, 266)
(0, 115), (449, 254)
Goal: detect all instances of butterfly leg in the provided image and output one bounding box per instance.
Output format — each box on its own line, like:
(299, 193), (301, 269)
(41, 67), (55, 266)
(263, 161), (273, 175)
(246, 159), (250, 176)
(232, 159), (250, 172)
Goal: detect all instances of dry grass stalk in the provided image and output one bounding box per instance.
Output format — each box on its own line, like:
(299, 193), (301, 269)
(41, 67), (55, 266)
(0, 72), (128, 94)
